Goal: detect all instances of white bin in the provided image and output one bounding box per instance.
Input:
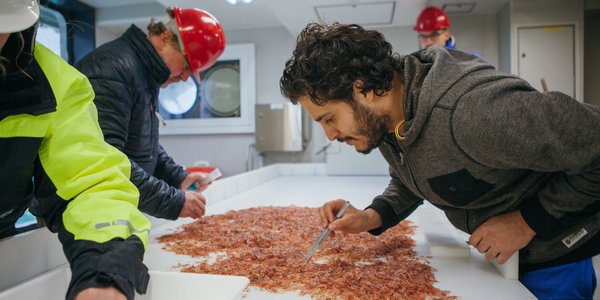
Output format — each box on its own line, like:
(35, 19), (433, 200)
(0, 265), (249, 300)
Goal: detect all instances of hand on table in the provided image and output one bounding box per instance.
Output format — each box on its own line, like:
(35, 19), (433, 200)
(74, 287), (125, 300)
(318, 199), (382, 236)
(179, 191), (206, 219)
(469, 210), (536, 264)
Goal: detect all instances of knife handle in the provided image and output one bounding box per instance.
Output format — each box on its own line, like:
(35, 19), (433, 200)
(335, 201), (351, 219)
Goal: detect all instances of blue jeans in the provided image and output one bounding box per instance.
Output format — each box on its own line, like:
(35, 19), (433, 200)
(520, 258), (597, 300)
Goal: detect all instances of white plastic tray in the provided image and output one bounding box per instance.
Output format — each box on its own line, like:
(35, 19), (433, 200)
(0, 265), (249, 300)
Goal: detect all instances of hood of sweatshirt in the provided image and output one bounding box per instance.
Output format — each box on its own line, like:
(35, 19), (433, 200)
(399, 46), (494, 145)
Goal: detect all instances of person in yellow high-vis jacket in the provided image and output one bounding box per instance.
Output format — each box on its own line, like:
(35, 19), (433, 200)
(0, 2), (151, 300)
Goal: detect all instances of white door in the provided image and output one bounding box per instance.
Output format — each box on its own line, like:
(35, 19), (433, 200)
(518, 25), (575, 97)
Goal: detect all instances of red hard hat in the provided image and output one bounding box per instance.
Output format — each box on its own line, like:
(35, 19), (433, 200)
(173, 7), (226, 73)
(414, 6), (451, 31)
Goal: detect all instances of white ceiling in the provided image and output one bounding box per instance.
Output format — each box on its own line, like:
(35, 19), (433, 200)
(78, 0), (510, 36)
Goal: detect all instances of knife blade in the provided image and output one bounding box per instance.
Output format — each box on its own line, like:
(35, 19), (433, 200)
(303, 201), (351, 263)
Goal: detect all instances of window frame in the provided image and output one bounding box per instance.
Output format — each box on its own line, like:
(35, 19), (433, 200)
(158, 43), (257, 135)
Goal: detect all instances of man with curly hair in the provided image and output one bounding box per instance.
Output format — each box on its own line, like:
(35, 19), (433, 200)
(280, 22), (600, 299)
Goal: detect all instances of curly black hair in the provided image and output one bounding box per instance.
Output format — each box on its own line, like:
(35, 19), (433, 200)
(280, 22), (402, 106)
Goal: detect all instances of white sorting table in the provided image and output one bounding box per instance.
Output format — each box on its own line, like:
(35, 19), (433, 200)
(144, 163), (535, 300)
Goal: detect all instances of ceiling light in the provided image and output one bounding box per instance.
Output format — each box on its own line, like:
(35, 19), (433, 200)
(315, 1), (395, 26)
(225, 0), (254, 5)
(442, 2), (476, 14)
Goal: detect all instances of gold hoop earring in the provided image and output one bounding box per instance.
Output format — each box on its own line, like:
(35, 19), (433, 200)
(395, 120), (406, 141)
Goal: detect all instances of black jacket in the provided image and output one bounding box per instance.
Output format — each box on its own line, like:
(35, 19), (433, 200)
(76, 25), (187, 220)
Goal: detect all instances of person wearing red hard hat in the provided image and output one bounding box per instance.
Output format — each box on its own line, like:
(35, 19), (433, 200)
(413, 6), (456, 50)
(75, 7), (226, 222)
(163, 6), (227, 84)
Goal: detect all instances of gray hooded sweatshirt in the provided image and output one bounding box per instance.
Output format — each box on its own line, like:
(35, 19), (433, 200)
(367, 46), (600, 271)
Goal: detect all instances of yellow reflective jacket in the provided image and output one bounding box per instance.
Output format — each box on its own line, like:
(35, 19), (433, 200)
(0, 42), (151, 299)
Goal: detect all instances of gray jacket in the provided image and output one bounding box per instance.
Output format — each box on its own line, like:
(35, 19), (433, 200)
(368, 46), (600, 270)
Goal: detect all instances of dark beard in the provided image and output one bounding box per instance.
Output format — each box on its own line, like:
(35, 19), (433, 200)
(350, 101), (391, 154)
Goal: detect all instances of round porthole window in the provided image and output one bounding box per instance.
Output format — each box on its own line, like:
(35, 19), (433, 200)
(158, 78), (198, 115)
(201, 64), (240, 117)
